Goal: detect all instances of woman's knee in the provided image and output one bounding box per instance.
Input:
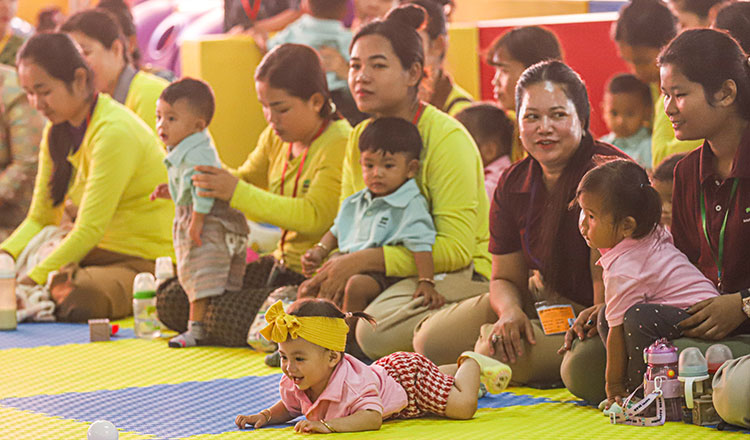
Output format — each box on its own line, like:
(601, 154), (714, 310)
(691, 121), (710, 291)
(713, 355), (750, 428)
(560, 337), (607, 403)
(412, 317), (439, 359)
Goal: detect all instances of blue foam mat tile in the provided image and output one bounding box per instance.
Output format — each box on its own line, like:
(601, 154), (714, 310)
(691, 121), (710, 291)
(1, 375), (285, 439)
(477, 391), (558, 408)
(1, 374), (560, 439)
(0, 322), (134, 349)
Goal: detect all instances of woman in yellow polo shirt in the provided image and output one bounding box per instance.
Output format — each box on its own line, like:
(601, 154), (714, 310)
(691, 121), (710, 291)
(60, 8), (168, 134)
(299, 7), (491, 360)
(1, 33), (174, 322)
(156, 44), (351, 347)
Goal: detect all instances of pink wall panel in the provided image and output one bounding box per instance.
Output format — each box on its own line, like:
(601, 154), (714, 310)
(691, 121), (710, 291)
(478, 18), (630, 138)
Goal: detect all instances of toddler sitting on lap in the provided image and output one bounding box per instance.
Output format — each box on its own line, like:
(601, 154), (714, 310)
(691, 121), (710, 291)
(301, 117), (442, 313)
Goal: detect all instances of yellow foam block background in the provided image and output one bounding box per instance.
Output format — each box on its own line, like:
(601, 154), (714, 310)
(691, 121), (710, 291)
(445, 25), (480, 100)
(181, 35), (266, 168)
(452, 0), (588, 23)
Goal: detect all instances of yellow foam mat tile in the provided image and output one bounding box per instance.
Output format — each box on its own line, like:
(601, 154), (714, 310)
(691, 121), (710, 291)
(3, 339), (276, 398)
(112, 317), (135, 329)
(507, 386), (579, 401)
(0, 406), (157, 439)
(500, 402), (749, 439)
(184, 403), (746, 440)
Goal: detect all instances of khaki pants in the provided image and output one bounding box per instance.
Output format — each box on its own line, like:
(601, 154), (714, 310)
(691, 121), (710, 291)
(713, 353), (750, 428)
(355, 266), (488, 360)
(52, 248), (155, 322)
(413, 291), (568, 386)
(561, 335), (750, 404)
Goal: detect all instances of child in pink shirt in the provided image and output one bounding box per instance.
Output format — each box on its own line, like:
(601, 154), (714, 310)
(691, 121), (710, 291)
(235, 298), (511, 433)
(454, 103), (514, 200)
(575, 159), (718, 407)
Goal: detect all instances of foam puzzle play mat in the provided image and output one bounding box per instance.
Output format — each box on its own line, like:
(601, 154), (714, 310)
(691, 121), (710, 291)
(2, 320), (749, 439)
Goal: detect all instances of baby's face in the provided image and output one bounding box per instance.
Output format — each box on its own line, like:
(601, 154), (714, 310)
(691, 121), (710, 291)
(155, 98), (205, 147)
(602, 92), (650, 139)
(360, 150), (418, 197)
(653, 178), (673, 227)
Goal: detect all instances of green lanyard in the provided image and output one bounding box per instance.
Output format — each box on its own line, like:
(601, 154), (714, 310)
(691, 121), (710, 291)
(699, 178), (739, 291)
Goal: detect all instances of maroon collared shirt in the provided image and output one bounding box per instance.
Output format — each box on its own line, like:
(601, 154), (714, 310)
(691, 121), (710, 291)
(489, 139), (629, 307)
(671, 126), (750, 294)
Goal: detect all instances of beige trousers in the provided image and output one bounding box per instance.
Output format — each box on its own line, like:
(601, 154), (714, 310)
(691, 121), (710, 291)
(413, 291), (569, 386)
(355, 265), (489, 360)
(52, 248), (155, 322)
(713, 352), (750, 428)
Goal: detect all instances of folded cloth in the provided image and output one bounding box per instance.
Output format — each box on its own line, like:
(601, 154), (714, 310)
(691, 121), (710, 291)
(16, 283), (55, 322)
(13, 225), (68, 322)
(15, 225), (68, 278)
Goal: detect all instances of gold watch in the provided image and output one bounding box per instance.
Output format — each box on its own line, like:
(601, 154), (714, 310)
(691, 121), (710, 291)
(741, 289), (750, 318)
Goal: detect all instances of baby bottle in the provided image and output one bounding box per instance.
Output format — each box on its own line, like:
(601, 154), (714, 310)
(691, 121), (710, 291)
(643, 338), (682, 421)
(133, 272), (160, 339)
(0, 253), (16, 330)
(678, 347), (709, 423)
(706, 344), (733, 394)
(154, 256), (174, 289)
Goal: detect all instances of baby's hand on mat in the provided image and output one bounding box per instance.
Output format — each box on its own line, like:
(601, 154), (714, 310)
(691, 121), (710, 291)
(294, 419), (332, 434)
(413, 283), (444, 309)
(150, 183), (170, 201)
(235, 413), (267, 429)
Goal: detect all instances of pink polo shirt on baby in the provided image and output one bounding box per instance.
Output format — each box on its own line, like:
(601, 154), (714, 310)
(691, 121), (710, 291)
(484, 154), (512, 201)
(279, 353), (408, 421)
(598, 226), (719, 327)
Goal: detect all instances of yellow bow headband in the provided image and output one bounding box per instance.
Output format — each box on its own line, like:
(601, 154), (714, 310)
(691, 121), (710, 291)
(260, 300), (349, 352)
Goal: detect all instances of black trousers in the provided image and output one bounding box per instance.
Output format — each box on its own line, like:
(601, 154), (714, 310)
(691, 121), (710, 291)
(597, 303), (687, 392)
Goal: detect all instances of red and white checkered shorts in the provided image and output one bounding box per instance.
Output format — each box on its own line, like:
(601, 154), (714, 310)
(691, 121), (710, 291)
(374, 351), (455, 419)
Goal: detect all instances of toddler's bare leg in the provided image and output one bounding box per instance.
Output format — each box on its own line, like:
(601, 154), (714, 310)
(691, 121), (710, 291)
(343, 275), (382, 360)
(342, 275), (382, 312)
(190, 297), (208, 321)
(443, 359), (480, 420)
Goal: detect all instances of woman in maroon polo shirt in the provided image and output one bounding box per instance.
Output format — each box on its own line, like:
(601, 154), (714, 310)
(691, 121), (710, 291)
(564, 28), (750, 405)
(635, 29), (750, 424)
(413, 61), (628, 386)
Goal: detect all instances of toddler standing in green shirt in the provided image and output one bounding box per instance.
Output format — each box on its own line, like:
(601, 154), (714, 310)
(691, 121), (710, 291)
(151, 78), (249, 347)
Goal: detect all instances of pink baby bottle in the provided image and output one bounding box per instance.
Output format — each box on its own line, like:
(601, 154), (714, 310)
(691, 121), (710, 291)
(643, 338), (682, 421)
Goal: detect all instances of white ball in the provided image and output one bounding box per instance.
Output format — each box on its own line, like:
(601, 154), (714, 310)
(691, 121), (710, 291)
(88, 420), (119, 440)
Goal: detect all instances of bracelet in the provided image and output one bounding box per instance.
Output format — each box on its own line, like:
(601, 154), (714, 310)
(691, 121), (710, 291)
(740, 289), (750, 319)
(314, 242), (330, 253)
(320, 419), (337, 433)
(418, 278), (435, 286)
(259, 409), (272, 423)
